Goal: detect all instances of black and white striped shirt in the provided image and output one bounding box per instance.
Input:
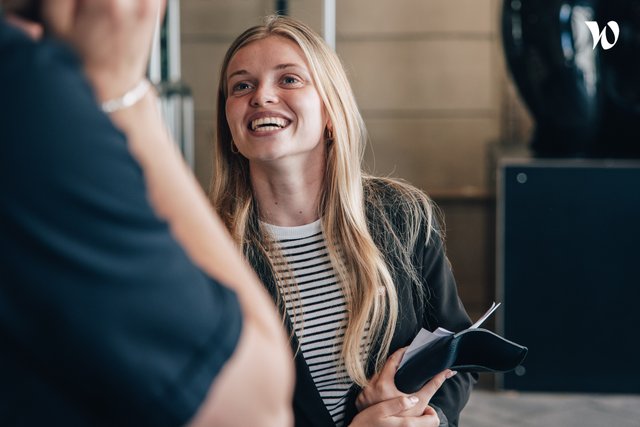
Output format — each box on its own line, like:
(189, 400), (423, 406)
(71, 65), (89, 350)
(263, 220), (353, 426)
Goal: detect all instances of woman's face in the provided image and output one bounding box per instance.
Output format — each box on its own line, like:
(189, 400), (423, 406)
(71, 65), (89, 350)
(225, 35), (328, 165)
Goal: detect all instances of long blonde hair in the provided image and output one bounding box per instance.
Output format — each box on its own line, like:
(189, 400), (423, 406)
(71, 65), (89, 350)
(210, 15), (435, 386)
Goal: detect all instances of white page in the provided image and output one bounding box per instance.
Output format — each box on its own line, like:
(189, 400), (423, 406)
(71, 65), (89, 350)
(470, 302), (501, 329)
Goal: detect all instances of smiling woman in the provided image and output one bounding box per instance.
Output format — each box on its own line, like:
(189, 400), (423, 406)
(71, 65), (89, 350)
(210, 15), (476, 427)
(224, 35), (327, 165)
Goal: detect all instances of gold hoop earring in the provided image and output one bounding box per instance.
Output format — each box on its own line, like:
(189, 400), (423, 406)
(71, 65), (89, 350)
(325, 127), (334, 144)
(231, 141), (239, 154)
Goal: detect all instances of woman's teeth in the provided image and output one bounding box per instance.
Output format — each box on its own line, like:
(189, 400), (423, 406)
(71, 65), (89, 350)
(250, 117), (288, 131)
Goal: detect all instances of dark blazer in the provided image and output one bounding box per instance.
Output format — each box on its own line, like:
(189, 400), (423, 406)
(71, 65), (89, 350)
(247, 179), (476, 426)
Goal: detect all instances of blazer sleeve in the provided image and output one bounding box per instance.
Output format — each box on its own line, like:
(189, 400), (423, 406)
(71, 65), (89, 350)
(419, 228), (477, 427)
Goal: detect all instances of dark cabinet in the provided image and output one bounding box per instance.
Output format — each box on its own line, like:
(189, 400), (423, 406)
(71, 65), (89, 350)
(498, 159), (640, 393)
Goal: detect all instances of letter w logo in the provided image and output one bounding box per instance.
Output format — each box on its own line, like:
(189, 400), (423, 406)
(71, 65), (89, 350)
(585, 21), (620, 50)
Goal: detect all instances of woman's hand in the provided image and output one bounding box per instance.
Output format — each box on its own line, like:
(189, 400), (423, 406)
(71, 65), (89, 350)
(356, 347), (457, 418)
(349, 395), (441, 427)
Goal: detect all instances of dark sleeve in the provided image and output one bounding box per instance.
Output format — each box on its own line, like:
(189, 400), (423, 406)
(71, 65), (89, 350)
(420, 228), (477, 427)
(0, 28), (241, 426)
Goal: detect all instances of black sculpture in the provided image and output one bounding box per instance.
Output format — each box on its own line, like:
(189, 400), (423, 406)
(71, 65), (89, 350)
(502, 0), (640, 158)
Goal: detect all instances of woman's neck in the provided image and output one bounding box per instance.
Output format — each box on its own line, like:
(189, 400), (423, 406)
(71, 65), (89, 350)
(250, 156), (325, 227)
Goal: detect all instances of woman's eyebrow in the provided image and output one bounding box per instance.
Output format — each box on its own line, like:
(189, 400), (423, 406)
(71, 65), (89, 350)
(275, 63), (304, 70)
(227, 69), (249, 80)
(228, 63), (306, 80)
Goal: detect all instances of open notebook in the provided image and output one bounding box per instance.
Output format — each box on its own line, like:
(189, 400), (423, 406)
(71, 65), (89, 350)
(395, 302), (528, 394)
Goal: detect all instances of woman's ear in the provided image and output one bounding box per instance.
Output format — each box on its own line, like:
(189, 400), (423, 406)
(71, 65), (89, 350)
(325, 124), (334, 143)
(325, 116), (333, 133)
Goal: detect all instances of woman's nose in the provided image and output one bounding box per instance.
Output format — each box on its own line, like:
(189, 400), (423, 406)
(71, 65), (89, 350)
(250, 84), (279, 107)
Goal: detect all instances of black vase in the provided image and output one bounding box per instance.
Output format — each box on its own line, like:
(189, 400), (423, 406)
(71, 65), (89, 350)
(502, 0), (640, 158)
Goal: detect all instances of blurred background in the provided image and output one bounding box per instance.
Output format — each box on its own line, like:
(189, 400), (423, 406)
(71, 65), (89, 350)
(157, 1), (640, 425)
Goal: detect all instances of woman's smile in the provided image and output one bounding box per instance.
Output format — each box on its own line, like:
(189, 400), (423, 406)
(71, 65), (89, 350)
(246, 111), (292, 135)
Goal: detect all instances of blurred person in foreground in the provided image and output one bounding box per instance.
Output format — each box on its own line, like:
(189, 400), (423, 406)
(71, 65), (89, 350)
(0, 1), (293, 426)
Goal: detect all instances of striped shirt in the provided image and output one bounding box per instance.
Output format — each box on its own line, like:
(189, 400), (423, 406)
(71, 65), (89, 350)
(263, 219), (353, 426)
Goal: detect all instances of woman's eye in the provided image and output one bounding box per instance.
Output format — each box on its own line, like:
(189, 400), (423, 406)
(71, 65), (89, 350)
(282, 75), (302, 86)
(231, 82), (252, 93)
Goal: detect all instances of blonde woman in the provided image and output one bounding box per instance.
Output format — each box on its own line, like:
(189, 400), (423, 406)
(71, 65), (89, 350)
(210, 15), (476, 427)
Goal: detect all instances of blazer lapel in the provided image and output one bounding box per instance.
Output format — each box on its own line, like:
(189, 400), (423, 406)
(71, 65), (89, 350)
(290, 333), (337, 427)
(250, 248), (335, 426)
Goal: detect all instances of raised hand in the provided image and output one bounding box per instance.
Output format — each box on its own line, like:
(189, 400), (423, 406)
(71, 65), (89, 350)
(41, 0), (165, 101)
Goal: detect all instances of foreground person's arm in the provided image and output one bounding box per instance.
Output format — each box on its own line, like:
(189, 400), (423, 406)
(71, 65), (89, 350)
(44, 1), (294, 425)
(112, 90), (295, 427)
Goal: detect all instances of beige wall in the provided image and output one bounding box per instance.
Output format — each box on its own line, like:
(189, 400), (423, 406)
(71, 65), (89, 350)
(181, 1), (529, 357)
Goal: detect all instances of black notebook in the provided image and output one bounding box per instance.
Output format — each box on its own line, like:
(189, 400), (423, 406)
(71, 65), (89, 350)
(394, 302), (528, 394)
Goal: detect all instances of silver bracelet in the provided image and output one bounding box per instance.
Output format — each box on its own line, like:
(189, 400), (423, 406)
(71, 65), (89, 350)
(100, 79), (152, 113)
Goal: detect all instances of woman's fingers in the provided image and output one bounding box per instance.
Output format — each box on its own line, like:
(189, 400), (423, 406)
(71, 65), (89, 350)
(350, 395), (419, 426)
(415, 369), (457, 404)
(351, 395), (444, 427)
(356, 347), (408, 411)
(379, 346), (408, 380)
(356, 349), (457, 419)
(375, 395), (420, 418)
